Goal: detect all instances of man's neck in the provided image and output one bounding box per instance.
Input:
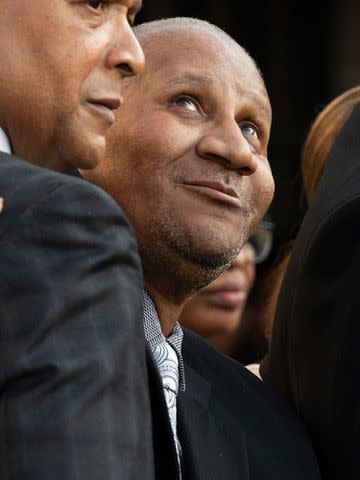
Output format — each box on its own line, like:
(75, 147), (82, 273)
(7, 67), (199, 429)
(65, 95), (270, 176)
(145, 283), (183, 337)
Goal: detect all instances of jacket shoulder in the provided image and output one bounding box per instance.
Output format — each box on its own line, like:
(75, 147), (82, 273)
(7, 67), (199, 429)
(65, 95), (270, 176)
(183, 328), (272, 394)
(0, 153), (127, 238)
(183, 328), (288, 406)
(182, 328), (320, 478)
(0, 152), (113, 205)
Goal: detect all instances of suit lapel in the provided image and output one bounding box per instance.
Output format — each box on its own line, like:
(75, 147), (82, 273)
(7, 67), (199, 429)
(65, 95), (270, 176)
(178, 364), (250, 480)
(146, 345), (180, 479)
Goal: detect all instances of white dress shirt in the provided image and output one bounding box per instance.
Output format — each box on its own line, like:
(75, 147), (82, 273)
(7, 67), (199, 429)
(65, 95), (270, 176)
(0, 127), (11, 154)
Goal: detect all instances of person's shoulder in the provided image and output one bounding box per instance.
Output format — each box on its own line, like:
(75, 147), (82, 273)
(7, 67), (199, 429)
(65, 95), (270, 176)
(2, 153), (105, 194)
(183, 328), (273, 398)
(182, 328), (320, 474)
(0, 153), (121, 216)
(0, 153), (132, 241)
(183, 328), (270, 393)
(183, 328), (297, 414)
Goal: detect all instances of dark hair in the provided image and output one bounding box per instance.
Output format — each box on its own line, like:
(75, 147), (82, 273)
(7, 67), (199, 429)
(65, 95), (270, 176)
(302, 85), (360, 204)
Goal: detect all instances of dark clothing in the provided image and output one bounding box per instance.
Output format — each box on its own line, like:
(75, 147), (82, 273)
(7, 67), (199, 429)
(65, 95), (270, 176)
(0, 153), (154, 480)
(261, 103), (360, 478)
(149, 327), (321, 480)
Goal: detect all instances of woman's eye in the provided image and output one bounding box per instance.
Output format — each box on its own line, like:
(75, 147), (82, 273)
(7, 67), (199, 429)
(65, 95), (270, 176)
(241, 124), (259, 140)
(86, 1), (105, 10)
(173, 97), (198, 112)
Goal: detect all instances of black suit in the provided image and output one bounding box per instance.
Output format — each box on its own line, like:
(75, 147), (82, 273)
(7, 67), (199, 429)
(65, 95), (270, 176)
(149, 328), (320, 479)
(261, 103), (360, 478)
(0, 153), (154, 479)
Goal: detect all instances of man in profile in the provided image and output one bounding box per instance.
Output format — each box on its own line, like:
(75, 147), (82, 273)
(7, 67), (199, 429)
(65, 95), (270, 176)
(83, 18), (321, 479)
(0, 2), (153, 479)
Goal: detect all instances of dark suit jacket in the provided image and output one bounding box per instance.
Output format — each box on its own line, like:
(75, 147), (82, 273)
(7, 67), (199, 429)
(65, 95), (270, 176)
(0, 153), (154, 479)
(148, 328), (320, 479)
(261, 103), (360, 478)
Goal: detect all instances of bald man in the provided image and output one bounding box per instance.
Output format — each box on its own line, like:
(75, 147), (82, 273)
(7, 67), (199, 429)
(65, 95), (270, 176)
(0, 2), (153, 479)
(83, 18), (320, 480)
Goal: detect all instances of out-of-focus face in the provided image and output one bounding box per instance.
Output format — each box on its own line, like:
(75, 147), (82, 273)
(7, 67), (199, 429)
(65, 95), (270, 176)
(84, 27), (274, 294)
(0, 0), (144, 171)
(180, 243), (256, 337)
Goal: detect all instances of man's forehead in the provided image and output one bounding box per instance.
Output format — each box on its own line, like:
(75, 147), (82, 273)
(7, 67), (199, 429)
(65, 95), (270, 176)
(142, 30), (261, 88)
(143, 29), (224, 57)
(141, 52), (270, 119)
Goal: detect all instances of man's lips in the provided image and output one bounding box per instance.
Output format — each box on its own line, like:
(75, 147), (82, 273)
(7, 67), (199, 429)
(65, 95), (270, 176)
(180, 180), (242, 208)
(87, 97), (121, 124)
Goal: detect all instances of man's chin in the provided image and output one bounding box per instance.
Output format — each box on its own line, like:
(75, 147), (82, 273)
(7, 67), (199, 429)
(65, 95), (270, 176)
(69, 135), (105, 171)
(177, 242), (238, 273)
(157, 223), (242, 272)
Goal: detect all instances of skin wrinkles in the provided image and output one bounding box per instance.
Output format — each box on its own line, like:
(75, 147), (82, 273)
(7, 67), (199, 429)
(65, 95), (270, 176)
(166, 73), (214, 89)
(172, 168), (259, 218)
(0, 0), (144, 172)
(148, 68), (271, 146)
(83, 25), (274, 333)
(247, 92), (272, 123)
(163, 72), (271, 134)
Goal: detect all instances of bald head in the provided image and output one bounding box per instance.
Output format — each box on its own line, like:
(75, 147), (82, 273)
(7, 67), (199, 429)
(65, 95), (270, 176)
(134, 17), (241, 46)
(133, 17), (265, 86)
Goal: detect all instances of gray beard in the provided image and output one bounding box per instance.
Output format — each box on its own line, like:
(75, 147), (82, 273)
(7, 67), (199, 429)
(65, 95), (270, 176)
(141, 214), (248, 295)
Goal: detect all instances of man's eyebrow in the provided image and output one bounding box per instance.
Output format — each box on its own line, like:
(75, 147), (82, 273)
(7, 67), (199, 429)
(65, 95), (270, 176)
(248, 92), (271, 121)
(166, 73), (214, 88)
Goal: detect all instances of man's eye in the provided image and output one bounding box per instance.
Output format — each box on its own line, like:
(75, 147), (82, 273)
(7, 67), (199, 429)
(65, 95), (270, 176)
(86, 1), (106, 10)
(241, 124), (259, 140)
(173, 97), (198, 112)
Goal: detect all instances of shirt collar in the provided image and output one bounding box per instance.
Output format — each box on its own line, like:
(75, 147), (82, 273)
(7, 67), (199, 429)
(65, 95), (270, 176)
(0, 128), (11, 154)
(143, 290), (186, 391)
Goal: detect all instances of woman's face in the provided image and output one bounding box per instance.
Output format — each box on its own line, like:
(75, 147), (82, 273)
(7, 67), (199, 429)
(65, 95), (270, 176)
(179, 243), (256, 339)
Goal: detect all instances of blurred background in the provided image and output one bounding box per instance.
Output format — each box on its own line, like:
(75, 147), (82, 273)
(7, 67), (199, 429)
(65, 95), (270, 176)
(137, 1), (360, 254)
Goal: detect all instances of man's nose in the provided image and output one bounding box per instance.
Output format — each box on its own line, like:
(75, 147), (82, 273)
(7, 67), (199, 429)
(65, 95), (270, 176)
(105, 22), (145, 78)
(196, 120), (258, 175)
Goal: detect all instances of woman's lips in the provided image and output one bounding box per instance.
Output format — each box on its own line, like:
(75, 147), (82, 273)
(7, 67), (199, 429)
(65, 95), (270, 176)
(203, 286), (248, 309)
